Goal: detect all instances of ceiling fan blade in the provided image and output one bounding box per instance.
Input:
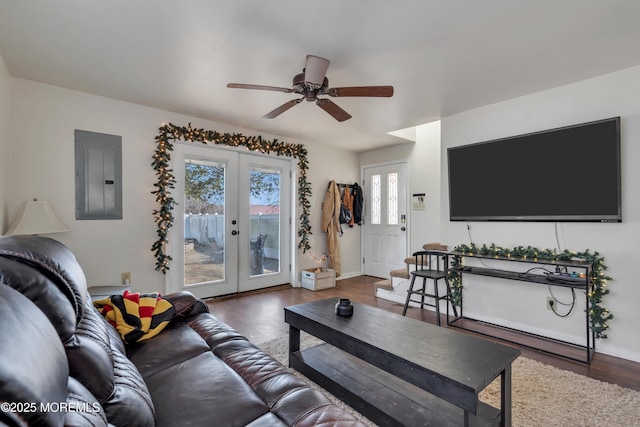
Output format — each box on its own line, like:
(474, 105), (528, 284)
(263, 98), (303, 119)
(327, 86), (394, 97)
(227, 83), (293, 93)
(304, 55), (330, 87)
(316, 99), (352, 122)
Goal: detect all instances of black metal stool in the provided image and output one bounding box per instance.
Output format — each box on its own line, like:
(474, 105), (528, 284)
(402, 250), (458, 326)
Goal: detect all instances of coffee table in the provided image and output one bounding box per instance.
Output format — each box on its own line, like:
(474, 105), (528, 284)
(284, 298), (520, 427)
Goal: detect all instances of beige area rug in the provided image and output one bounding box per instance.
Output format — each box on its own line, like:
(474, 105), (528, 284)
(257, 333), (640, 427)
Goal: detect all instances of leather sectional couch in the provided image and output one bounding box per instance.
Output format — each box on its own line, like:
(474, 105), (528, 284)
(0, 235), (367, 427)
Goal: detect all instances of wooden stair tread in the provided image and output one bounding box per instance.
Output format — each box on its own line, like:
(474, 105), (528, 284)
(390, 269), (409, 279)
(373, 279), (393, 291)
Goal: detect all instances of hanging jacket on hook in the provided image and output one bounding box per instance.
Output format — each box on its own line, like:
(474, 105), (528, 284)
(351, 182), (364, 226)
(321, 180), (341, 276)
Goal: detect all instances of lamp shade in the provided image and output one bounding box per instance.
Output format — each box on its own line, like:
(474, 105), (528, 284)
(5, 200), (69, 235)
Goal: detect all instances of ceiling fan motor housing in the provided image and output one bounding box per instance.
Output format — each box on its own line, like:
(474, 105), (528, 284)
(293, 72), (328, 101)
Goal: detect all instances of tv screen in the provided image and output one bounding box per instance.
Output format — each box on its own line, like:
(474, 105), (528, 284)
(447, 117), (621, 222)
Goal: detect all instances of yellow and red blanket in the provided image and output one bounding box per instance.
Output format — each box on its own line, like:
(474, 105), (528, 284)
(94, 290), (175, 344)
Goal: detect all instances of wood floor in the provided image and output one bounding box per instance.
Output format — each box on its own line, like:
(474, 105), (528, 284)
(205, 275), (640, 392)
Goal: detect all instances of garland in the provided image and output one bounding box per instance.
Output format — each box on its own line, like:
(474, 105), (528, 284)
(151, 123), (312, 273)
(448, 243), (613, 339)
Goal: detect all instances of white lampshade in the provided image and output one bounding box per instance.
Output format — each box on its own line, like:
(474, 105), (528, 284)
(5, 199), (69, 235)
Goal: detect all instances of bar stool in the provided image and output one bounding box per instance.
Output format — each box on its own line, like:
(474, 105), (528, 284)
(402, 250), (458, 326)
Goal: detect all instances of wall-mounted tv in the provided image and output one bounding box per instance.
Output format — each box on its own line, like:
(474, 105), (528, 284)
(447, 117), (621, 222)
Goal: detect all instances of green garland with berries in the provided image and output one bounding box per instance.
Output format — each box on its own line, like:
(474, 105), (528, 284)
(151, 122), (312, 274)
(448, 243), (613, 339)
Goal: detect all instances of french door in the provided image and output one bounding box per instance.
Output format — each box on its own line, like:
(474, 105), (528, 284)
(362, 162), (408, 279)
(169, 144), (291, 298)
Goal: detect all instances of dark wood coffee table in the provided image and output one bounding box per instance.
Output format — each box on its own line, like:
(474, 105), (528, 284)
(284, 298), (520, 427)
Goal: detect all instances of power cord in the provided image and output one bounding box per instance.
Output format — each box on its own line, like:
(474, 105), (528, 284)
(548, 286), (576, 317)
(308, 251), (328, 261)
(466, 223), (496, 270)
(467, 221), (576, 317)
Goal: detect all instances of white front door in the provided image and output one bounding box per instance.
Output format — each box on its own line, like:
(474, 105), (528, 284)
(169, 144), (291, 298)
(362, 162), (408, 279)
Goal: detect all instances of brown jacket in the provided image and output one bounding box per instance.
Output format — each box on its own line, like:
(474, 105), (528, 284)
(342, 186), (354, 227)
(321, 180), (341, 275)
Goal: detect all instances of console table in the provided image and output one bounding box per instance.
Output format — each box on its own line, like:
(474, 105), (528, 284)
(448, 252), (595, 364)
(285, 298), (521, 427)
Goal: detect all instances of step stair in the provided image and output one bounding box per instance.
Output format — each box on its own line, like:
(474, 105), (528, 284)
(375, 242), (449, 301)
(373, 279), (393, 292)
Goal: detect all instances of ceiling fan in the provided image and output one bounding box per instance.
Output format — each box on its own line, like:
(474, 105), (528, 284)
(227, 55), (394, 122)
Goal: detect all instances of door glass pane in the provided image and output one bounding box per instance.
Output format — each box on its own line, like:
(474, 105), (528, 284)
(388, 172), (398, 225)
(371, 174), (381, 224)
(183, 158), (225, 285)
(249, 167), (281, 276)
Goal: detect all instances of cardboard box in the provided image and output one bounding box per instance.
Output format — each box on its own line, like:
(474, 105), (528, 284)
(301, 268), (336, 291)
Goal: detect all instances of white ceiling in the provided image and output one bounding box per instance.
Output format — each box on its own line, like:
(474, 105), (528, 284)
(1, 1), (640, 151)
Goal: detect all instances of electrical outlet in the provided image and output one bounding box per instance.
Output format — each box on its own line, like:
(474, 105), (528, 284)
(122, 272), (131, 285)
(546, 296), (555, 310)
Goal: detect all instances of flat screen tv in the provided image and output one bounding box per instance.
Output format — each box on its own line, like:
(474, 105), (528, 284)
(447, 117), (621, 222)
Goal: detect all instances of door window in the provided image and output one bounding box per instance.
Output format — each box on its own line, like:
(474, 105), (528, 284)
(183, 158), (226, 285)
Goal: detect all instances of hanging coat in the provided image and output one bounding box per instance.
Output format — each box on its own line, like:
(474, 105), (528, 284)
(321, 180), (342, 276)
(342, 186), (355, 228)
(352, 182), (364, 225)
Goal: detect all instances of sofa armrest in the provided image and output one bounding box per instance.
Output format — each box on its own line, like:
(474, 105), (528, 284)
(164, 291), (209, 318)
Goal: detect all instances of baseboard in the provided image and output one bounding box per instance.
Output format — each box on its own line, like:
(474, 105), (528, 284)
(597, 342), (640, 363)
(336, 271), (363, 281)
(464, 312), (586, 347)
(454, 312), (640, 363)
(375, 288), (424, 308)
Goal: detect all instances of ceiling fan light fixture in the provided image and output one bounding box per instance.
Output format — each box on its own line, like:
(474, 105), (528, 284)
(304, 55), (330, 87)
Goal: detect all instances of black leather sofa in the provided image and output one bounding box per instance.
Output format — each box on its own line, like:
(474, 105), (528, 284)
(0, 235), (366, 427)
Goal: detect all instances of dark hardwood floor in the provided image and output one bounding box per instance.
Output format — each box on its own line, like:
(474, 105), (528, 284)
(205, 275), (640, 392)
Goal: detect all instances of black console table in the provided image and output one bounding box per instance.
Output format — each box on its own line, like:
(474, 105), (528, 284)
(448, 252), (595, 364)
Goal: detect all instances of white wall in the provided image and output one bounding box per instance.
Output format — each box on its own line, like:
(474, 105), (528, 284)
(304, 143), (361, 278)
(440, 65), (640, 361)
(360, 121), (442, 254)
(0, 53), (11, 231)
(409, 122), (441, 251)
(7, 78), (361, 292)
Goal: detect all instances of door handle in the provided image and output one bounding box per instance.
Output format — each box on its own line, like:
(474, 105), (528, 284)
(400, 227), (406, 232)
(231, 230), (239, 236)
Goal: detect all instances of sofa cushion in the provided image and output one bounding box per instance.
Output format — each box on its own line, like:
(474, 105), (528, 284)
(212, 339), (366, 426)
(64, 377), (108, 427)
(245, 412), (289, 427)
(65, 300), (116, 402)
(143, 351), (270, 427)
(0, 256), (78, 341)
(0, 284), (68, 427)
(102, 345), (156, 427)
(127, 321), (212, 377)
(0, 235), (87, 325)
(63, 296), (156, 427)
(187, 312), (247, 349)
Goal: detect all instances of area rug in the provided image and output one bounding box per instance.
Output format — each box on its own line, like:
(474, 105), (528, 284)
(257, 333), (640, 427)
